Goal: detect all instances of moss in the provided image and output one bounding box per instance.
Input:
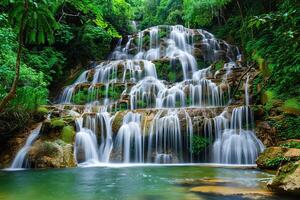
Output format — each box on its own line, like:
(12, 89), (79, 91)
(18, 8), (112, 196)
(73, 90), (88, 104)
(266, 157), (290, 169)
(191, 135), (210, 154)
(214, 60), (225, 71)
(280, 141), (300, 149)
(281, 98), (300, 115)
(40, 141), (60, 157)
(271, 162), (299, 186)
(61, 125), (76, 143)
(262, 90), (276, 111)
(37, 106), (49, 115)
(256, 147), (288, 169)
(167, 71), (176, 82)
(50, 118), (65, 128)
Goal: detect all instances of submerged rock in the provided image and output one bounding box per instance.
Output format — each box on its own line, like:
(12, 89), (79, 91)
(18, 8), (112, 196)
(190, 185), (273, 197)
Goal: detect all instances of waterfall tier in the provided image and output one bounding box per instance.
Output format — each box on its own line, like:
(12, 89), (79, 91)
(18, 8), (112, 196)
(10, 25), (264, 168)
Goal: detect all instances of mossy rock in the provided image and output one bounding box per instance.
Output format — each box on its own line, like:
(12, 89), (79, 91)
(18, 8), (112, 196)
(37, 106), (49, 115)
(33, 106), (49, 122)
(112, 111), (127, 133)
(61, 125), (76, 143)
(267, 161), (300, 195)
(28, 139), (76, 168)
(50, 118), (66, 128)
(256, 147), (288, 170)
(281, 98), (300, 116)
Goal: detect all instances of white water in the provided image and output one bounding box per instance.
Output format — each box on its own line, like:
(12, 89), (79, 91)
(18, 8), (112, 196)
(210, 76), (264, 164)
(115, 112), (143, 163)
(55, 25), (264, 166)
(9, 123), (43, 169)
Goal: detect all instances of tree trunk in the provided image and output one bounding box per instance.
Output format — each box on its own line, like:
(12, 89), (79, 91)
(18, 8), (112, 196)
(0, 0), (28, 112)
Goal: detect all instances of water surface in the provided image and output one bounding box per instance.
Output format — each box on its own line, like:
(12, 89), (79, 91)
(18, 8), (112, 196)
(0, 165), (284, 200)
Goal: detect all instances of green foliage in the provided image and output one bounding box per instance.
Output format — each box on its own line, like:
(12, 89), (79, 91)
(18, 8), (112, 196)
(140, 0), (183, 29)
(61, 125), (75, 143)
(262, 90), (277, 111)
(214, 60), (224, 70)
(266, 156), (290, 169)
(8, 0), (59, 44)
(50, 118), (65, 128)
(183, 0), (231, 27)
(191, 135), (209, 154)
(0, 14), (49, 110)
(167, 72), (176, 82)
(73, 90), (87, 105)
(37, 106), (49, 115)
(270, 115), (300, 140)
(280, 141), (300, 149)
(281, 98), (300, 115)
(245, 0), (300, 99)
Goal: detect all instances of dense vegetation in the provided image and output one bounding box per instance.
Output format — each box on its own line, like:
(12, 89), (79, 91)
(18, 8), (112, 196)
(0, 0), (299, 139)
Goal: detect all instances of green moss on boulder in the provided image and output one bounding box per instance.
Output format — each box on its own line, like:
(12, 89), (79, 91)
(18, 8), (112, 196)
(61, 125), (76, 143)
(50, 118), (66, 128)
(267, 161), (300, 195)
(256, 147), (288, 169)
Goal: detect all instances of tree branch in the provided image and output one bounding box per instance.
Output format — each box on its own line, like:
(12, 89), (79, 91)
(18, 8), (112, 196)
(229, 63), (256, 104)
(0, 0), (29, 112)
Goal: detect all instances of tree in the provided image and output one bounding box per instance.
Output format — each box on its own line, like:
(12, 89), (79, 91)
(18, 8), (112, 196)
(0, 0), (58, 112)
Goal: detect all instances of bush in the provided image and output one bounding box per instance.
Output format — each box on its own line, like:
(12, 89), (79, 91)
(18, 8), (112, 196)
(281, 141), (300, 149)
(266, 157), (290, 169)
(281, 98), (300, 115)
(191, 135), (209, 154)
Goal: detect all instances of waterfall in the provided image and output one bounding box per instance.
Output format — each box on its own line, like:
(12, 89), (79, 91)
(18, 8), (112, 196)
(74, 117), (100, 165)
(210, 77), (264, 164)
(115, 112), (143, 163)
(55, 25), (264, 166)
(147, 109), (193, 163)
(10, 123), (43, 169)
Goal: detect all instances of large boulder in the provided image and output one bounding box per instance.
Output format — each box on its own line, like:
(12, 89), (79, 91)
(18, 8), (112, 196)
(27, 139), (76, 168)
(256, 147), (289, 170)
(267, 161), (300, 195)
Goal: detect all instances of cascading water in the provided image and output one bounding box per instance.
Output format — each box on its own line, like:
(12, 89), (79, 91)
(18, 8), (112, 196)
(208, 76), (264, 164)
(147, 109), (193, 163)
(9, 123), (43, 169)
(115, 112), (143, 163)
(55, 25), (264, 166)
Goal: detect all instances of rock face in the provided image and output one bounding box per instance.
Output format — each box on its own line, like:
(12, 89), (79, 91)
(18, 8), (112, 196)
(267, 161), (300, 195)
(256, 141), (300, 195)
(255, 121), (277, 147)
(27, 139), (76, 168)
(256, 147), (288, 169)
